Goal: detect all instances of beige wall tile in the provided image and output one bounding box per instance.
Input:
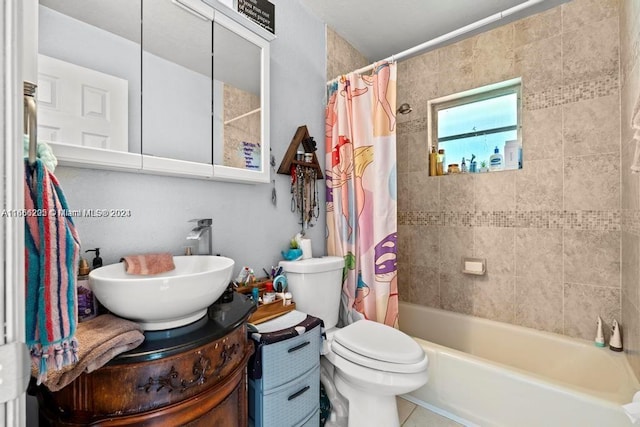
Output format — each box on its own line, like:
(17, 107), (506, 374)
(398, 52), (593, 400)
(438, 38), (474, 73)
(400, 50), (439, 80)
(522, 106), (563, 162)
(516, 228), (563, 280)
(396, 130), (409, 173)
(397, 172), (410, 212)
(564, 153), (620, 211)
(472, 25), (516, 88)
(515, 160), (563, 211)
(326, 27), (369, 80)
(398, 261), (410, 302)
(437, 38), (475, 96)
(562, 17), (619, 86)
(440, 271), (474, 314)
(621, 60), (640, 145)
(439, 174), (474, 212)
(437, 63), (474, 98)
(473, 273), (515, 323)
(564, 283), (621, 340)
(563, 93), (621, 157)
(562, 0), (620, 34)
(474, 171), (516, 211)
(397, 224), (412, 264)
(619, 0), (640, 85)
(514, 7), (562, 47)
(515, 277), (563, 333)
(409, 225), (439, 268)
(439, 226), (473, 274)
(563, 229), (620, 288)
(406, 265), (440, 308)
(474, 227), (515, 275)
(622, 231), (640, 308)
(409, 171), (440, 212)
(515, 35), (562, 93)
(407, 131), (429, 173)
(621, 158), (640, 211)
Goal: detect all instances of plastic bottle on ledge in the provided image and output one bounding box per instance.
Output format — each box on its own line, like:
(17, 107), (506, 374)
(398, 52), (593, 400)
(429, 147), (437, 176)
(594, 316), (605, 347)
(489, 146), (503, 171)
(437, 149), (445, 176)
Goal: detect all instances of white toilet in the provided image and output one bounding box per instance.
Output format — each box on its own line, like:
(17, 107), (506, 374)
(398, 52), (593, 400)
(279, 256), (428, 427)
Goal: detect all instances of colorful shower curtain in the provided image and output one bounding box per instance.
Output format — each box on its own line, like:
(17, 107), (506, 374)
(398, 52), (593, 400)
(325, 62), (398, 328)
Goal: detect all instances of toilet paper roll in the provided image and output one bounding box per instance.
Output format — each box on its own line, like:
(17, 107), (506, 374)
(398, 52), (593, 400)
(300, 238), (312, 260)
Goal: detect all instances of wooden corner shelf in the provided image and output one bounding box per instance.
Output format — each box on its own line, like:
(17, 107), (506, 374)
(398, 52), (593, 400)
(277, 125), (324, 179)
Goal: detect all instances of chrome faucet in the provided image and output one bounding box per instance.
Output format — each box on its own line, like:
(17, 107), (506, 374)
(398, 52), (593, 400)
(186, 218), (213, 255)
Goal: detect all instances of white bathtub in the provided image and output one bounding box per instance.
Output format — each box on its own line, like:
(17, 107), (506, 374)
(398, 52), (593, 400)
(398, 302), (640, 427)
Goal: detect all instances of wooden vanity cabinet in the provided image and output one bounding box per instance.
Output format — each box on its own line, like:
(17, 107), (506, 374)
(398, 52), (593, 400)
(36, 297), (256, 426)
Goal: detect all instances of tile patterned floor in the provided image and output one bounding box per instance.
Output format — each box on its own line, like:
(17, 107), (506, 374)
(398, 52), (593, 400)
(398, 397), (463, 427)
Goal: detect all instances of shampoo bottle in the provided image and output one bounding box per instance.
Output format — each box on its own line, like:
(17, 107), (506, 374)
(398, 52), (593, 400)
(489, 146), (503, 171)
(429, 147), (437, 176)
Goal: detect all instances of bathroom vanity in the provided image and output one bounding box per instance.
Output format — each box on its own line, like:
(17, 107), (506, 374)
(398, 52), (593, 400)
(35, 295), (256, 426)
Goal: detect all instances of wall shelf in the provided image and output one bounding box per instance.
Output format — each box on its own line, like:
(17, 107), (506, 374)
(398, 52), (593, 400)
(277, 125), (323, 179)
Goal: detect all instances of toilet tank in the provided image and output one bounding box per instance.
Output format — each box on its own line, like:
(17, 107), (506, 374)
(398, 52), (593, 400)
(279, 256), (344, 329)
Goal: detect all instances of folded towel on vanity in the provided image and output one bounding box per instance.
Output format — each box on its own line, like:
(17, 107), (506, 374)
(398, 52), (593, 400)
(35, 314), (145, 392)
(25, 159), (81, 385)
(120, 252), (175, 275)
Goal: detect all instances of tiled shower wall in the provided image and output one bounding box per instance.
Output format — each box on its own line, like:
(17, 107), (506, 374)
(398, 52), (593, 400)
(396, 0), (623, 342)
(326, 27), (369, 85)
(621, 0), (640, 378)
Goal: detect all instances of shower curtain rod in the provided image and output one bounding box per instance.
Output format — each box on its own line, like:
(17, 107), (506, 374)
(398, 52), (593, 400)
(326, 0), (545, 85)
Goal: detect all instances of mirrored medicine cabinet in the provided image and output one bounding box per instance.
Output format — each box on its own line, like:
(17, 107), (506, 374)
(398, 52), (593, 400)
(36, 0), (273, 183)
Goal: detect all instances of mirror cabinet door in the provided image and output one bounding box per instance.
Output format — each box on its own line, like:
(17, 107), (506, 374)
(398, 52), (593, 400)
(213, 19), (263, 179)
(212, 13), (270, 183)
(37, 0), (142, 169)
(141, 0), (214, 178)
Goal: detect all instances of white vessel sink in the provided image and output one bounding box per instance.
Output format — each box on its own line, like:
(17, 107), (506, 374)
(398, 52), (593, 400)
(89, 256), (234, 330)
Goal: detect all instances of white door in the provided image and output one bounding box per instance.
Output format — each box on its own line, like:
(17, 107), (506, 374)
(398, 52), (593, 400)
(1, 1), (33, 426)
(37, 54), (129, 151)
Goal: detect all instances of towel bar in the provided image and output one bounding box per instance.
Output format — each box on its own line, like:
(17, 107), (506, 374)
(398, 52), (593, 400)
(23, 81), (37, 165)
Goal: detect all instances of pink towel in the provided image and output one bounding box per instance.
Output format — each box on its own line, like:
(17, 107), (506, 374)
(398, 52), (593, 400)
(121, 253), (175, 275)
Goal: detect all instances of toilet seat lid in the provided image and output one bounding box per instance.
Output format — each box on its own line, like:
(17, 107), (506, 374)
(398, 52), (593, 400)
(331, 320), (426, 372)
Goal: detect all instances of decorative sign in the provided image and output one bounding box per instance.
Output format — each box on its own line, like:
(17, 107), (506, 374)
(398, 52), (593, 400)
(237, 0), (275, 34)
(242, 141), (261, 170)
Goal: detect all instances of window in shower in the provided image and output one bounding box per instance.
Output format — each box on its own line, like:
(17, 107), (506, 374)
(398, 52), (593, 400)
(428, 78), (522, 174)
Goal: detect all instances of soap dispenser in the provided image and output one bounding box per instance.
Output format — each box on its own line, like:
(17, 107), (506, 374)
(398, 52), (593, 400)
(489, 146), (503, 171)
(609, 319), (623, 352)
(86, 248), (103, 269)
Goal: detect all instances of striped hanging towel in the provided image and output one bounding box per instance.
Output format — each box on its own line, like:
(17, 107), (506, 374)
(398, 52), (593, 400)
(24, 159), (81, 384)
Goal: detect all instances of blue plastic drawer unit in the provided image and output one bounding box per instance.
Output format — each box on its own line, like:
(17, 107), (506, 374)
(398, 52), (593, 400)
(248, 315), (323, 427)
